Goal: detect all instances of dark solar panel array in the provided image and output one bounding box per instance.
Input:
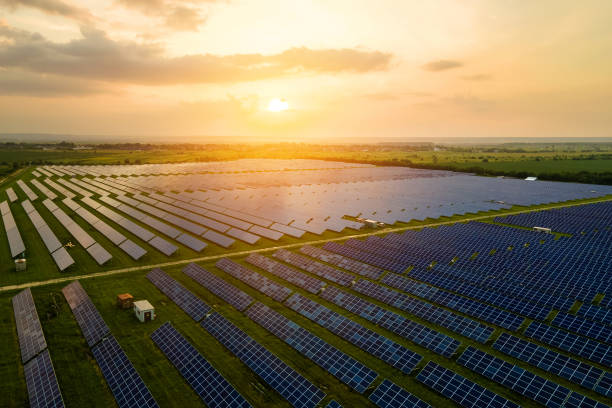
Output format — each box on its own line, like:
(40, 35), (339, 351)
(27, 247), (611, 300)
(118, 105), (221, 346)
(284, 293), (422, 374)
(577, 303), (612, 326)
(379, 273), (524, 331)
(524, 322), (611, 366)
(369, 379), (431, 408)
(416, 361), (519, 408)
(201, 312), (325, 408)
(493, 333), (610, 397)
(320, 286), (459, 357)
(146, 268), (211, 321)
(245, 302), (378, 393)
(322, 241), (407, 274)
(23, 350), (65, 408)
(326, 401), (342, 408)
(150, 322), (251, 408)
(12, 288), (47, 363)
(457, 346), (607, 408)
(551, 312), (612, 345)
(273, 249), (354, 286)
(92, 336), (159, 408)
(61, 281), (110, 347)
(183, 263), (254, 311)
(245, 253), (326, 294)
(216, 258), (292, 302)
(352, 279), (493, 343)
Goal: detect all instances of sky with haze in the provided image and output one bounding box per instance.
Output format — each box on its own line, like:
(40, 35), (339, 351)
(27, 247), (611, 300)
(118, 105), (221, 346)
(0, 0), (611, 140)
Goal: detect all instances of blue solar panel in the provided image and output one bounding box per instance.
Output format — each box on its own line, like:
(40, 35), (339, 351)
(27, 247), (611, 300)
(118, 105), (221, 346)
(300, 245), (384, 279)
(457, 346), (605, 408)
(245, 302), (377, 393)
(369, 379), (431, 408)
(62, 281), (110, 347)
(201, 312), (325, 408)
(284, 293), (422, 374)
(216, 258), (292, 302)
(146, 268), (211, 321)
(273, 249), (354, 286)
(577, 303), (612, 326)
(183, 263), (254, 311)
(352, 279), (493, 343)
(320, 286), (459, 357)
(493, 332), (609, 396)
(325, 401), (342, 408)
(24, 350), (65, 408)
(416, 361), (519, 408)
(92, 336), (159, 408)
(12, 288), (48, 364)
(524, 322), (611, 366)
(245, 253), (326, 294)
(551, 312), (612, 344)
(150, 322), (251, 408)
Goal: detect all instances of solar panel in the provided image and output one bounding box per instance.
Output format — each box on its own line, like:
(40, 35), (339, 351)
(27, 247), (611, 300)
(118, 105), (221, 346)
(17, 179), (38, 201)
(92, 336), (159, 408)
(51, 247), (75, 271)
(62, 281), (110, 347)
(24, 350), (65, 408)
(215, 258), (292, 302)
(551, 312), (612, 344)
(225, 228), (260, 244)
(273, 249), (354, 286)
(202, 230), (235, 248)
(148, 236), (178, 256)
(369, 379), (431, 408)
(2, 201), (25, 257)
(270, 222), (306, 238)
(245, 253), (326, 294)
(493, 332), (609, 397)
(299, 245), (383, 279)
(248, 225), (283, 240)
(150, 322), (251, 408)
(248, 302), (379, 392)
(201, 312), (326, 408)
(6, 187), (18, 202)
(175, 233), (207, 252)
(12, 288), (47, 364)
(416, 361), (519, 408)
(326, 401), (342, 408)
(285, 293), (423, 374)
(146, 268), (211, 321)
(118, 239), (147, 260)
(87, 242), (113, 265)
(457, 346), (604, 408)
(183, 263), (253, 311)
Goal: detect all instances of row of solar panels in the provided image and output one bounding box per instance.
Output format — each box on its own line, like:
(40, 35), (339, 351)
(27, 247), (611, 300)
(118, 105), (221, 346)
(1, 200), (25, 257)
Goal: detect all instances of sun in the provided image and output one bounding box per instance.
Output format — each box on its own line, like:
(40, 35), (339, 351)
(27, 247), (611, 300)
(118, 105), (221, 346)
(267, 98), (289, 112)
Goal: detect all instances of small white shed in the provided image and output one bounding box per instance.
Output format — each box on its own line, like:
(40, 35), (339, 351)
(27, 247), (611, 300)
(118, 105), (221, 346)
(133, 300), (155, 323)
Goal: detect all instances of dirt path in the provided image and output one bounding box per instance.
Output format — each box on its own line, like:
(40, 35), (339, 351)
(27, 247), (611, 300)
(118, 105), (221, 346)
(1, 196), (610, 293)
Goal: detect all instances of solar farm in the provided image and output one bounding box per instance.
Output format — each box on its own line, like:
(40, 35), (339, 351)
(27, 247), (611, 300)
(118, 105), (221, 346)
(0, 159), (611, 408)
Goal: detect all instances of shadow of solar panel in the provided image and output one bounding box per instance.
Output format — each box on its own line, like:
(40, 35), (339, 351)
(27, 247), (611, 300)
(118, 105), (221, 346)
(12, 288), (47, 364)
(24, 350), (65, 408)
(245, 253), (325, 294)
(201, 312), (325, 408)
(321, 286), (459, 357)
(62, 281), (110, 347)
(284, 293), (422, 374)
(416, 361), (519, 408)
(246, 302), (378, 393)
(369, 379), (431, 408)
(150, 322), (251, 408)
(92, 336), (159, 408)
(493, 333), (609, 397)
(215, 258), (292, 302)
(183, 263), (253, 311)
(146, 268), (211, 321)
(457, 347), (605, 408)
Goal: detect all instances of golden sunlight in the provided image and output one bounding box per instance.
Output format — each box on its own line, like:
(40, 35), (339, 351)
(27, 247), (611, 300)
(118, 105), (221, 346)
(267, 98), (289, 112)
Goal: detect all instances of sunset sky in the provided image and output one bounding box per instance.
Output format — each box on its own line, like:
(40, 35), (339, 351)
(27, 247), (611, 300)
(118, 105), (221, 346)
(1, 0), (611, 140)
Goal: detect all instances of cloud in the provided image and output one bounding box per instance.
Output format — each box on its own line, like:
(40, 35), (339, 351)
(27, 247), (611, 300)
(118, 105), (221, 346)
(114, 0), (219, 31)
(165, 6), (206, 31)
(0, 71), (108, 96)
(422, 59), (463, 71)
(461, 74), (492, 81)
(0, 26), (393, 85)
(0, 0), (92, 22)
